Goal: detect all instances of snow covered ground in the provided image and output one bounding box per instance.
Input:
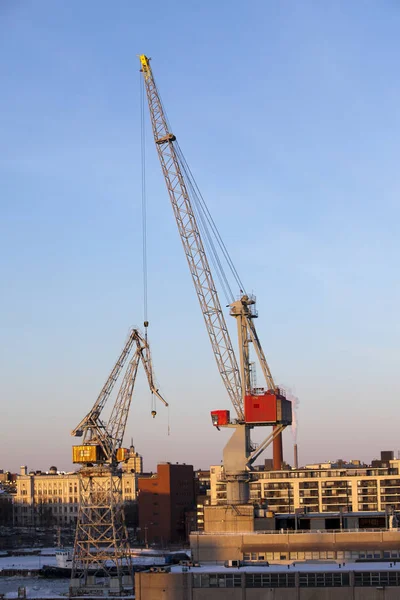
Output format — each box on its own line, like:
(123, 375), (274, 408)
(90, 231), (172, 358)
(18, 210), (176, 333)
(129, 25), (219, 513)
(0, 555), (57, 570)
(0, 577), (68, 598)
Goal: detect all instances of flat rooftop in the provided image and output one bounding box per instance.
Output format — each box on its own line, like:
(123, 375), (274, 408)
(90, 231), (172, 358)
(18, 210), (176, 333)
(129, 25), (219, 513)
(170, 561), (400, 574)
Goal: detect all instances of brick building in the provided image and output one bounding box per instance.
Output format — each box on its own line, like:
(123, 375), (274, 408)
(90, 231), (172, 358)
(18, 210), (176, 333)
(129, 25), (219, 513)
(138, 463), (194, 545)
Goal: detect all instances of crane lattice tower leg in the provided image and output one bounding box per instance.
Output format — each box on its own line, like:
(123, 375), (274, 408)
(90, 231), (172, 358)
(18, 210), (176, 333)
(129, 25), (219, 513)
(70, 466), (133, 596)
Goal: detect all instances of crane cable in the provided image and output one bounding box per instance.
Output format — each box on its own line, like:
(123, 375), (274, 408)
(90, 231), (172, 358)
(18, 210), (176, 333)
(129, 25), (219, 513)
(141, 75), (156, 418)
(140, 74), (148, 334)
(176, 144), (236, 304)
(141, 76), (169, 433)
(176, 143), (246, 298)
(151, 77), (246, 302)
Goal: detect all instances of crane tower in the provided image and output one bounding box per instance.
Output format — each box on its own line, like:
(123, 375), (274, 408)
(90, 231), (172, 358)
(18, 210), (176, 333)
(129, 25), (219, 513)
(139, 55), (292, 505)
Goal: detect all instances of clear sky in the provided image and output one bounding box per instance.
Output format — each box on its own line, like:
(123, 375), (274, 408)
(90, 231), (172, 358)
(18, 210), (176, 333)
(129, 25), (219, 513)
(1, 1), (399, 474)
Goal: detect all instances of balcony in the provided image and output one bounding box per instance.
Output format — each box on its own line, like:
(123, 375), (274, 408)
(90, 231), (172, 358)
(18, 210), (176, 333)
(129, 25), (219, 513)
(300, 491), (319, 498)
(300, 498), (319, 506)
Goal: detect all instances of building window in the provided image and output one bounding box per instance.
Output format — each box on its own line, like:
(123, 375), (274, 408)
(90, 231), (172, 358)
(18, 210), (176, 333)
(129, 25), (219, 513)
(298, 573), (349, 587)
(354, 572), (400, 587)
(245, 574), (296, 588)
(193, 574), (241, 588)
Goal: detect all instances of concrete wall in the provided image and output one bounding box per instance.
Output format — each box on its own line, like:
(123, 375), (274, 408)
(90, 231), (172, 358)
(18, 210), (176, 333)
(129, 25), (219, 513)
(195, 591), (242, 600)
(204, 504), (255, 533)
(244, 591), (299, 600)
(135, 572), (185, 600)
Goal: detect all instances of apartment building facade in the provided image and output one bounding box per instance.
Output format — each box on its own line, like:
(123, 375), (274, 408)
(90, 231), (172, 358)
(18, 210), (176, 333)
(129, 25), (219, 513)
(15, 445), (142, 526)
(210, 460), (400, 514)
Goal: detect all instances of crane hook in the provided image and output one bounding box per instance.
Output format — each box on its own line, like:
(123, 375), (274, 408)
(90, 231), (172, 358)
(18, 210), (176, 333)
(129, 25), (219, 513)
(151, 410), (157, 418)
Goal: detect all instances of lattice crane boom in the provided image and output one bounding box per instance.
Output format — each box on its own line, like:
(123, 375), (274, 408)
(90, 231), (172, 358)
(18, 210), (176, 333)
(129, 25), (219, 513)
(139, 54), (244, 421)
(107, 332), (167, 455)
(71, 329), (137, 440)
(71, 328), (167, 466)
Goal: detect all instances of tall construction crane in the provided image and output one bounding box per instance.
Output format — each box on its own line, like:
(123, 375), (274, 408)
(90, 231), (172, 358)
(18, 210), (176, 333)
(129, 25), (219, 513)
(139, 55), (292, 505)
(70, 328), (167, 596)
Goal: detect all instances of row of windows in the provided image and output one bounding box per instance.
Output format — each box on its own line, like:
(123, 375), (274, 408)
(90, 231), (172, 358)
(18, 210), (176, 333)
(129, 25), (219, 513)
(215, 501), (400, 512)
(245, 550), (400, 562)
(193, 574), (241, 588)
(355, 572), (400, 586)
(18, 505), (77, 515)
(245, 574), (295, 587)
(261, 470), (397, 479)
(16, 515), (76, 524)
(192, 571), (400, 589)
(27, 497), (79, 504)
(321, 481), (352, 488)
(298, 573), (349, 587)
(51, 506), (78, 513)
(232, 477), (400, 492)
(35, 484), (78, 489)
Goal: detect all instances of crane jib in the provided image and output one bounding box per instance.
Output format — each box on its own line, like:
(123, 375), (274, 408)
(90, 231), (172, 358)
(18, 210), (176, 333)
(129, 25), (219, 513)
(139, 54), (292, 434)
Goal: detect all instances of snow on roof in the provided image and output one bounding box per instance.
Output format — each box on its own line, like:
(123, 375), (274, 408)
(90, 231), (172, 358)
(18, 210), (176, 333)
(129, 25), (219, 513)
(170, 561), (400, 574)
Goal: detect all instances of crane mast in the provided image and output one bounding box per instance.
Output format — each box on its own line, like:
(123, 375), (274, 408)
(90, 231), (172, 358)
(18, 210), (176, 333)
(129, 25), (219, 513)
(140, 55), (291, 505)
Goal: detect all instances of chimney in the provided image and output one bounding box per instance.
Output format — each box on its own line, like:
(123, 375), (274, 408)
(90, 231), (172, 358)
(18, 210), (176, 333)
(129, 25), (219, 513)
(273, 426), (283, 470)
(294, 444), (299, 470)
(20, 466), (27, 476)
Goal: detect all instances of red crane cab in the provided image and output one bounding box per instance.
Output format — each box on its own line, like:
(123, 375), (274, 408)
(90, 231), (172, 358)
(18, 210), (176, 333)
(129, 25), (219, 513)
(211, 410), (230, 427)
(244, 389), (292, 425)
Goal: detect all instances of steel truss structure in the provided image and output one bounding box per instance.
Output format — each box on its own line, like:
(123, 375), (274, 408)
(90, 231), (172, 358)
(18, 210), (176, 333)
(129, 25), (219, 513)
(70, 467), (132, 596)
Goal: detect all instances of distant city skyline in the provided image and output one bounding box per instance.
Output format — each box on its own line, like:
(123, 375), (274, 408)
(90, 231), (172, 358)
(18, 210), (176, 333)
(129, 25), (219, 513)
(1, 1), (399, 472)
(2, 445), (398, 476)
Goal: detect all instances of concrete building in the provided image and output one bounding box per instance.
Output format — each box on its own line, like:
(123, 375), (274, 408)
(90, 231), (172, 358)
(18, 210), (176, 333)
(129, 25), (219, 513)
(138, 463), (195, 545)
(192, 470), (211, 533)
(135, 563), (400, 599)
(15, 445), (143, 527)
(190, 529), (400, 563)
(195, 495), (211, 533)
(210, 460), (400, 514)
(135, 455), (400, 597)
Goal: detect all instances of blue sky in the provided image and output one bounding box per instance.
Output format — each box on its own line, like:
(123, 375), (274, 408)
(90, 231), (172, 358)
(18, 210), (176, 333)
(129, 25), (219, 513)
(1, 1), (399, 473)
